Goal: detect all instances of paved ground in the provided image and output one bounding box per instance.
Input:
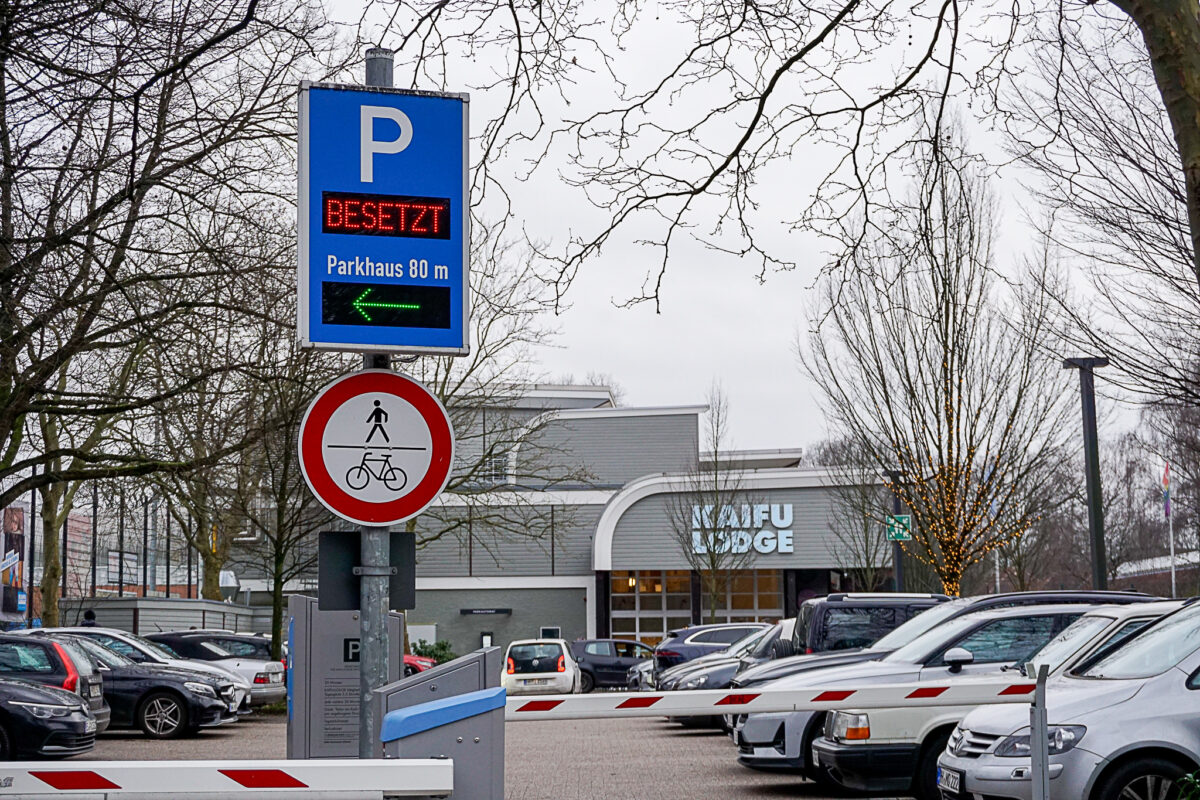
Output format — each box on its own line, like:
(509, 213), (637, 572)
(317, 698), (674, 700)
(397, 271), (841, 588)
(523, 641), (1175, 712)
(85, 714), (910, 799)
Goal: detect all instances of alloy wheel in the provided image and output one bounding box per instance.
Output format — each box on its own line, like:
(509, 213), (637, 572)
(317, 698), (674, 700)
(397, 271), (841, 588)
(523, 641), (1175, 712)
(143, 696), (183, 736)
(1118, 774), (1179, 800)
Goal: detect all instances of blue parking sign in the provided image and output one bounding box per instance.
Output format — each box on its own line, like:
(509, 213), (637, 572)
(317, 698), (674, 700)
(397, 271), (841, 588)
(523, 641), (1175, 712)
(298, 83), (469, 354)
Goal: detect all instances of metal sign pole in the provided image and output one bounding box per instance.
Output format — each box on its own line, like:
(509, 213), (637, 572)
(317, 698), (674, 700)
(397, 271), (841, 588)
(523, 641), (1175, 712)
(1029, 663), (1050, 800)
(358, 47), (395, 760)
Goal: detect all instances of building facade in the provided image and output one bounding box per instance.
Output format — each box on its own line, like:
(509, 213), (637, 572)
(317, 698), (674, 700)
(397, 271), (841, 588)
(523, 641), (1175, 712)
(405, 386), (876, 655)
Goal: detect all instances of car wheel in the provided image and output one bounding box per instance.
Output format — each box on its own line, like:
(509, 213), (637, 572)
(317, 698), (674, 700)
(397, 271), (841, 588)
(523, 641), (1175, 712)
(580, 671), (595, 693)
(803, 720), (838, 788)
(137, 692), (188, 739)
(1093, 757), (1189, 800)
(404, 664), (419, 677)
(914, 729), (954, 800)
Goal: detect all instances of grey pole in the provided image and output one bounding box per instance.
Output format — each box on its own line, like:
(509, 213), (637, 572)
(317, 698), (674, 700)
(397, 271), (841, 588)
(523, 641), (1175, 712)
(885, 470), (905, 592)
(118, 489), (125, 597)
(360, 45), (394, 760)
(90, 483), (98, 597)
(1028, 662), (1051, 800)
(1064, 357), (1109, 589)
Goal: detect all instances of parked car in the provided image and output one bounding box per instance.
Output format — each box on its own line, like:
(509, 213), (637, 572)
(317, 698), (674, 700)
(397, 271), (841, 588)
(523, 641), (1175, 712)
(732, 590), (1160, 690)
(33, 627), (251, 711)
(627, 659), (653, 691)
(501, 639), (581, 695)
(169, 630), (287, 666)
(146, 632), (285, 707)
(815, 601), (1183, 800)
(735, 604), (1093, 785)
(664, 620), (797, 693)
(657, 626), (774, 690)
(938, 598), (1200, 800)
(404, 654), (437, 676)
(0, 676), (97, 758)
(570, 638), (655, 692)
(654, 622), (769, 675)
(38, 633), (239, 739)
(786, 593), (952, 657)
(0, 633), (109, 733)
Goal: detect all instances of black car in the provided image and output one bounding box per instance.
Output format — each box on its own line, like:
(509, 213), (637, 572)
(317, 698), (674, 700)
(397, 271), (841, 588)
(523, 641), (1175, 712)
(569, 639), (655, 692)
(786, 593), (951, 657)
(45, 634), (238, 739)
(0, 633), (110, 733)
(0, 676), (96, 758)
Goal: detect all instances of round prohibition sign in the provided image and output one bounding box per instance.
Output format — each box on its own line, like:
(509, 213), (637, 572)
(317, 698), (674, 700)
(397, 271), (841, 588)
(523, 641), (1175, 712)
(298, 370), (454, 526)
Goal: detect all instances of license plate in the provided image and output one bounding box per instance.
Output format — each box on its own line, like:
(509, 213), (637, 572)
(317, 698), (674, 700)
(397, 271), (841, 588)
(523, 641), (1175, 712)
(937, 766), (962, 794)
(228, 701), (238, 712)
(812, 744), (821, 768)
(84, 719), (96, 733)
(89, 684), (101, 698)
(524, 679), (549, 686)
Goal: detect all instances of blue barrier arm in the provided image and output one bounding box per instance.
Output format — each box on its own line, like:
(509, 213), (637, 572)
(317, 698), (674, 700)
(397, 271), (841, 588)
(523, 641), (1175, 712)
(381, 686), (507, 742)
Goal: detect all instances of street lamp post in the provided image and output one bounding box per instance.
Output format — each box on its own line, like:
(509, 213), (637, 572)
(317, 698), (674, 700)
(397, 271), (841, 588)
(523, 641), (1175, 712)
(1063, 357), (1109, 590)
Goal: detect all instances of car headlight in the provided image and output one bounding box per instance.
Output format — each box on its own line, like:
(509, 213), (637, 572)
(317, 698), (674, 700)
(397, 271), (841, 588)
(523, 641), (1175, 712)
(994, 725), (1086, 757)
(184, 681), (218, 698)
(8, 701), (75, 719)
(681, 674), (709, 690)
(830, 711), (870, 741)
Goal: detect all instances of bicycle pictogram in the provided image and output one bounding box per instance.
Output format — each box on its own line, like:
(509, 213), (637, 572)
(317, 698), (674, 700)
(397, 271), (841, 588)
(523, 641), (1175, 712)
(345, 450), (408, 492)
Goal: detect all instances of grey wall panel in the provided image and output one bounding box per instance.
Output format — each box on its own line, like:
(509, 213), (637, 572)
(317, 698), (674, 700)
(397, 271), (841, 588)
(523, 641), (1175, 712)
(409, 588), (587, 657)
(520, 414), (699, 488)
(610, 486), (852, 571)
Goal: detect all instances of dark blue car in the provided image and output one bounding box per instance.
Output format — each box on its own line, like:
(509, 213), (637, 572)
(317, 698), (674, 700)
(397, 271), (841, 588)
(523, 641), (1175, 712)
(653, 622), (768, 675)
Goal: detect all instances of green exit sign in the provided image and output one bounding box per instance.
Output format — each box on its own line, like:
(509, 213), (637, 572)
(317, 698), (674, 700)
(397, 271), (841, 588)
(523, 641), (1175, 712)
(886, 515), (912, 541)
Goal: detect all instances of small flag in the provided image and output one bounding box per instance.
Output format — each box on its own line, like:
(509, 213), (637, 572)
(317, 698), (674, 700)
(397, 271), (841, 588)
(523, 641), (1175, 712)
(1163, 463), (1171, 519)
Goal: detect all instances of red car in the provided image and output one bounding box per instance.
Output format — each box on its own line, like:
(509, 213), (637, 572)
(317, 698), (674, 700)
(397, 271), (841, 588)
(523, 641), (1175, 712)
(404, 654), (436, 676)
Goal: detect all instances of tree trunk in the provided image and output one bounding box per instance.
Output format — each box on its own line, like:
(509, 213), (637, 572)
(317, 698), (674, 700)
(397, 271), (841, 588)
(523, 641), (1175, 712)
(38, 488), (62, 627)
(1107, 0), (1200, 281)
(201, 549), (222, 600)
(270, 570), (284, 661)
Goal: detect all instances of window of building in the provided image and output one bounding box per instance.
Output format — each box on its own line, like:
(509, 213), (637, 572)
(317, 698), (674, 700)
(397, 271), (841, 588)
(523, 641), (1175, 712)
(701, 570), (783, 624)
(610, 570), (691, 646)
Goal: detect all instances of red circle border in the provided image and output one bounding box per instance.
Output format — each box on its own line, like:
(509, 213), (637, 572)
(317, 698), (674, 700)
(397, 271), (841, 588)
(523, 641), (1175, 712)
(298, 370), (454, 526)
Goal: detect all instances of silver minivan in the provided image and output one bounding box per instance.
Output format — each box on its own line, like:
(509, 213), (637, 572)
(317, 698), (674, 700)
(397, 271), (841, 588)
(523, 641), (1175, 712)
(938, 600), (1200, 800)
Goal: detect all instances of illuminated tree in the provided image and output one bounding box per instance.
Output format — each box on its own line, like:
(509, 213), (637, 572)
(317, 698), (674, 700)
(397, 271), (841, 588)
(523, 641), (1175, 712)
(801, 127), (1075, 595)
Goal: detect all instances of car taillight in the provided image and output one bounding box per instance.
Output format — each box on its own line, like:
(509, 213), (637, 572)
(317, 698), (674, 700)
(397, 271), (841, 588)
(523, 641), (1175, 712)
(506, 657), (515, 675)
(656, 650), (682, 659)
(806, 648), (814, 655)
(557, 655), (565, 673)
(52, 643), (79, 693)
(254, 673), (270, 684)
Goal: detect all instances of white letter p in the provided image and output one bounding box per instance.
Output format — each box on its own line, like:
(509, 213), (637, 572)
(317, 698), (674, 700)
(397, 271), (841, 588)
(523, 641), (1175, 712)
(360, 105), (413, 182)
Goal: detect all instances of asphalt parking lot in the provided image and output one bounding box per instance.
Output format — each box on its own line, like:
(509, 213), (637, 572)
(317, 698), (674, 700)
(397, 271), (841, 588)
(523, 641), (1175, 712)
(83, 713), (909, 799)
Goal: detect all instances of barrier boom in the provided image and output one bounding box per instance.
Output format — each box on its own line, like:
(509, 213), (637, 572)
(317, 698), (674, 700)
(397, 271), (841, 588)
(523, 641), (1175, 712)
(0, 758), (454, 797)
(505, 677), (1037, 721)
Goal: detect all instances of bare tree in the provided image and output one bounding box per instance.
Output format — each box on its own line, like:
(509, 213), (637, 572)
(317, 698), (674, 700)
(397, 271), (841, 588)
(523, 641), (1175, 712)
(664, 384), (759, 622)
(806, 439), (892, 592)
(0, 0), (344, 508)
(801, 129), (1074, 595)
(360, 1), (1199, 314)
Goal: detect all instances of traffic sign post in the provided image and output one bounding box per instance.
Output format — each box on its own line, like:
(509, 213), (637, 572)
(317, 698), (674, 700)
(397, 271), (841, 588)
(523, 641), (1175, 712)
(297, 72), (469, 355)
(885, 514), (912, 542)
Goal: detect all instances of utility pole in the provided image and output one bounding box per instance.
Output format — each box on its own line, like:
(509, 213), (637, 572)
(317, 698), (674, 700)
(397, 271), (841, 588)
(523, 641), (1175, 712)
(885, 470), (905, 592)
(118, 489), (125, 597)
(358, 46), (394, 760)
(90, 483), (98, 597)
(1064, 357), (1109, 590)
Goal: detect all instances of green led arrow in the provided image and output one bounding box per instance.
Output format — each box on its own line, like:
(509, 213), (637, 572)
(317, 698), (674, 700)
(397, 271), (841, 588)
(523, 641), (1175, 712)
(353, 289), (420, 322)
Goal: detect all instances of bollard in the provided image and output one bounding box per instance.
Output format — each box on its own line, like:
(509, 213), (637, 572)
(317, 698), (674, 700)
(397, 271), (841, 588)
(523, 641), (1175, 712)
(1028, 662), (1051, 800)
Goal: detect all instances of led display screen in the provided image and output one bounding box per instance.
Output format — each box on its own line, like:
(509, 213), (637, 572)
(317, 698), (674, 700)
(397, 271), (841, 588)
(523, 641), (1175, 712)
(322, 191), (451, 239)
(321, 281), (451, 329)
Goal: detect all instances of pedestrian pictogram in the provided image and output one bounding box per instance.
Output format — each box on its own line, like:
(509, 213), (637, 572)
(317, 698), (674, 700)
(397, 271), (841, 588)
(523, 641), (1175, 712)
(299, 370), (454, 526)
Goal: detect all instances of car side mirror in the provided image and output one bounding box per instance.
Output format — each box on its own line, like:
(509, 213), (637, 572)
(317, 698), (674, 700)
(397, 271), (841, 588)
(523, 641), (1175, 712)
(944, 647), (974, 673)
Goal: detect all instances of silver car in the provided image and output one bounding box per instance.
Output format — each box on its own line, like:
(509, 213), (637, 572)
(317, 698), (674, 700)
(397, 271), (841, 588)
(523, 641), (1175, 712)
(937, 600), (1200, 800)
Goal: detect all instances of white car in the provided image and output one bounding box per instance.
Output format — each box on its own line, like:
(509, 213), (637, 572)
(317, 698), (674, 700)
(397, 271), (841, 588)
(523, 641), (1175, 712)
(814, 601), (1182, 800)
(501, 639), (580, 695)
(42, 627), (252, 711)
(938, 599), (1200, 800)
(735, 604), (1093, 791)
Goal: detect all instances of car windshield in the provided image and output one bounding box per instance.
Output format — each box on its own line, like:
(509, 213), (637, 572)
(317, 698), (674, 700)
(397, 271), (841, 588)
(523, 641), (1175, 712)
(1079, 603), (1200, 680)
(69, 636), (134, 667)
(747, 624), (782, 658)
(1025, 615), (1113, 671)
(882, 612), (991, 663)
(728, 626), (771, 656)
(125, 633), (180, 660)
(54, 639), (97, 676)
(198, 641), (234, 657)
(871, 600), (968, 651)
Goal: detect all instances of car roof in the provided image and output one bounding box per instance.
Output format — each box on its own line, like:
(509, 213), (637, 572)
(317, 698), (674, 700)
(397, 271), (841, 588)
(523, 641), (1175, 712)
(667, 622), (769, 635)
(962, 590), (1157, 605)
(1082, 600), (1185, 619)
(958, 603), (1103, 621)
(825, 592), (951, 603)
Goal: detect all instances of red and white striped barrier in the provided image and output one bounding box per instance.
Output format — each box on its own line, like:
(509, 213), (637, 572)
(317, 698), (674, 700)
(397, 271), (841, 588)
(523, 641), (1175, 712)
(505, 677), (1038, 721)
(0, 758), (454, 797)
